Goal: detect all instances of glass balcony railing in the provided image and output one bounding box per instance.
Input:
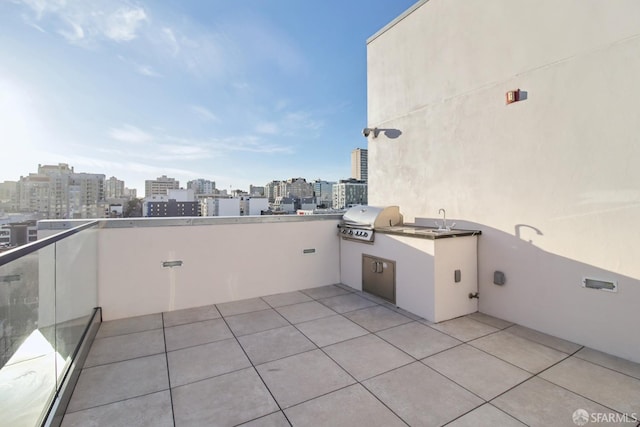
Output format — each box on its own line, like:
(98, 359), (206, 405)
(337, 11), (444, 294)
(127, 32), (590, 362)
(0, 222), (100, 427)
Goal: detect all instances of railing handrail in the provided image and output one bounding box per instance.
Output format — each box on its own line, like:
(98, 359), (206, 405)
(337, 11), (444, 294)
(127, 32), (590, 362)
(0, 220), (99, 268)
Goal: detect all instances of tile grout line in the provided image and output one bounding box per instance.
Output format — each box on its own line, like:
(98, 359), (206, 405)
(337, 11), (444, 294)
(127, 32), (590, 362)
(288, 322), (413, 426)
(95, 325), (164, 340)
(218, 304), (294, 427)
(441, 402), (527, 427)
(63, 390), (174, 416)
(519, 346), (640, 416)
(570, 353), (640, 382)
(257, 287), (412, 424)
(161, 312), (178, 427)
(282, 293), (423, 425)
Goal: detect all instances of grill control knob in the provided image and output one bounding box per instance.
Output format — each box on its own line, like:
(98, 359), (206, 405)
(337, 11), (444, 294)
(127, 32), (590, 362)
(349, 230), (353, 235)
(363, 232), (368, 237)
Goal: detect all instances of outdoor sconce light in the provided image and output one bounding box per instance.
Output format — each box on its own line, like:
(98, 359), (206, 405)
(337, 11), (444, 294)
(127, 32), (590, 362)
(362, 127), (380, 138)
(506, 89), (520, 104)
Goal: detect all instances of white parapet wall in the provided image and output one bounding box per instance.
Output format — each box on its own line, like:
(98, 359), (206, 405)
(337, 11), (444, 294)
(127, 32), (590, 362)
(96, 216), (341, 320)
(367, 0), (640, 362)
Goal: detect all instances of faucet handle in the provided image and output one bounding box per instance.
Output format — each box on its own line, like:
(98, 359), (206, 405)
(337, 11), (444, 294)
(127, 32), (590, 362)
(449, 222), (456, 231)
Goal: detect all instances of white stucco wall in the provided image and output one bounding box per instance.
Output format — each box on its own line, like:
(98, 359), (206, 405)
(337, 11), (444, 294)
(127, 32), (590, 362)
(367, 0), (640, 362)
(98, 219), (341, 320)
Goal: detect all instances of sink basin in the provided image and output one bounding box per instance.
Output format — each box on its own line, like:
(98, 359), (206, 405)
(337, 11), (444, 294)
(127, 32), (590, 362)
(413, 228), (461, 236)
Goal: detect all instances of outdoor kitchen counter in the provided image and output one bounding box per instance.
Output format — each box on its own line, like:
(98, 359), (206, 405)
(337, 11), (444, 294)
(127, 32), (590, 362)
(376, 225), (481, 239)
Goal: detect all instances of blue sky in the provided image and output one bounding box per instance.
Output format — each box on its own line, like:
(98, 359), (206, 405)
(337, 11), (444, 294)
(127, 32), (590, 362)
(0, 0), (417, 193)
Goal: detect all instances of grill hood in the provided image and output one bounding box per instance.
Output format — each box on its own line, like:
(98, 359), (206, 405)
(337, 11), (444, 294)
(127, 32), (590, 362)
(342, 205), (403, 228)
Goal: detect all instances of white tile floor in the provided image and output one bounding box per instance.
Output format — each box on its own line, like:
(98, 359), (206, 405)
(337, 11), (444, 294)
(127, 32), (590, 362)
(62, 285), (640, 427)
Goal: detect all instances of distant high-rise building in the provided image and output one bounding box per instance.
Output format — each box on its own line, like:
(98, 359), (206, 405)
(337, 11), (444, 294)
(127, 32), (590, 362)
(17, 173), (50, 215)
(67, 172), (106, 218)
(0, 181), (18, 211)
(332, 179), (367, 209)
(145, 175), (179, 197)
(264, 180), (281, 203)
(123, 187), (137, 199)
(279, 178), (313, 199)
(104, 176), (125, 199)
(313, 180), (335, 207)
(249, 185), (265, 196)
(18, 163), (106, 219)
(187, 179), (216, 195)
(351, 148), (368, 182)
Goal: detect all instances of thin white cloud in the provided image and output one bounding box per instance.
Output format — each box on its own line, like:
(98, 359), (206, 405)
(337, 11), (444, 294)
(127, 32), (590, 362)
(17, 1), (148, 45)
(190, 105), (218, 122)
(58, 17), (85, 42)
(284, 111), (323, 131)
(104, 7), (148, 42)
(108, 124), (153, 144)
(162, 27), (180, 56)
(136, 64), (162, 77)
(21, 13), (47, 32)
(256, 122), (279, 135)
(209, 136), (293, 154)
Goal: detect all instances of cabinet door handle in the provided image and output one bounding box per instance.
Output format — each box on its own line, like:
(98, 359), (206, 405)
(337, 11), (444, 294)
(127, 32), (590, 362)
(371, 261), (378, 273)
(376, 261), (383, 273)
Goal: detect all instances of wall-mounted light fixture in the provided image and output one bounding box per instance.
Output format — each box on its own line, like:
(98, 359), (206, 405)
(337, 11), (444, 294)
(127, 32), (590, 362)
(506, 89), (520, 104)
(362, 127), (380, 138)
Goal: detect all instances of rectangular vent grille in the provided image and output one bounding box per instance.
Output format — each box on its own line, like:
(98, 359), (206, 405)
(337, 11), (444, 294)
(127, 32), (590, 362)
(582, 277), (617, 292)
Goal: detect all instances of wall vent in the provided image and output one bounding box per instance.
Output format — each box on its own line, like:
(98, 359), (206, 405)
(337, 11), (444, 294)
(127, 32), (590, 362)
(582, 277), (617, 292)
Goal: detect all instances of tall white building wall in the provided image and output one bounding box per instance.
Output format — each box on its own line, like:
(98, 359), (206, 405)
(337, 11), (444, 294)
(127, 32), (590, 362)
(367, 0), (640, 362)
(216, 198), (240, 216)
(248, 198), (268, 215)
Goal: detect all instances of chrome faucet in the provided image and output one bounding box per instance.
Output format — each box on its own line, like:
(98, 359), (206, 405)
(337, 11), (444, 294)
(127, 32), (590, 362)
(436, 208), (455, 231)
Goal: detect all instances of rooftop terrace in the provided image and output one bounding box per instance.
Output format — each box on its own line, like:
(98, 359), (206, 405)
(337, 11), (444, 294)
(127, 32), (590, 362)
(1, 217), (638, 426)
(63, 285), (640, 426)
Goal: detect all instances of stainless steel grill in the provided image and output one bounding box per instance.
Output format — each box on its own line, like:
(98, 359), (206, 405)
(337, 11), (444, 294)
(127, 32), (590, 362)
(338, 205), (403, 242)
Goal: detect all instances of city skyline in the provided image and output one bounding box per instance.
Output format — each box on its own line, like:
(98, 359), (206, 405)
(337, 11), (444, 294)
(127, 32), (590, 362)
(0, 0), (416, 193)
(2, 161), (348, 196)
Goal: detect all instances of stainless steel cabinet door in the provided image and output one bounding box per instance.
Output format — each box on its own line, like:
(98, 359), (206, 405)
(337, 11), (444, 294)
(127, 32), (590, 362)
(362, 254), (396, 303)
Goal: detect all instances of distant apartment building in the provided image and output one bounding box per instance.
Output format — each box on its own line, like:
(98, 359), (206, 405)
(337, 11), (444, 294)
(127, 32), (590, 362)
(0, 227), (10, 247)
(0, 181), (18, 211)
(187, 179), (216, 195)
(313, 180), (335, 207)
(273, 197), (296, 213)
(249, 185), (265, 197)
(123, 187), (137, 199)
(332, 179), (367, 209)
(240, 197), (268, 216)
(300, 197), (316, 211)
(16, 174), (50, 214)
(145, 175), (180, 197)
(200, 196), (267, 216)
(200, 197), (241, 216)
(279, 178), (314, 199)
(67, 172), (106, 218)
(104, 176), (125, 199)
(16, 164), (105, 219)
(0, 221), (37, 248)
(143, 194), (199, 217)
(145, 200), (199, 217)
(143, 189), (197, 217)
(264, 180), (282, 203)
(351, 148), (368, 182)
